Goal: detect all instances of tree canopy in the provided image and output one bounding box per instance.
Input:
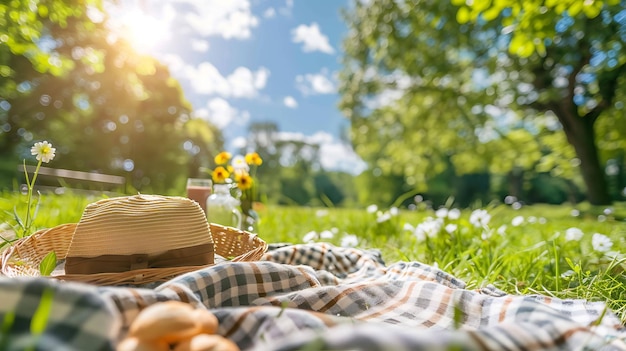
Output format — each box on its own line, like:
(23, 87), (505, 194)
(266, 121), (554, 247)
(1, 0), (222, 193)
(339, 0), (626, 205)
(453, 0), (621, 57)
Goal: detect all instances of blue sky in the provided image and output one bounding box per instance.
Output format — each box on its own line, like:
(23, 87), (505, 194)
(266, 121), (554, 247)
(106, 0), (366, 174)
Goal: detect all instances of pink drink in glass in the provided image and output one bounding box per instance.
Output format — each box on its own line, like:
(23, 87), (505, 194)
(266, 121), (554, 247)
(186, 179), (212, 214)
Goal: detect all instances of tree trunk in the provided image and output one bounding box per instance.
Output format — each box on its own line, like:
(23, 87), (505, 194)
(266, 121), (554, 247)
(558, 111), (612, 205)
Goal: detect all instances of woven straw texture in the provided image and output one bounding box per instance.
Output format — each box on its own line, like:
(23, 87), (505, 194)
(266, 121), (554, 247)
(1, 223), (267, 286)
(68, 195), (212, 257)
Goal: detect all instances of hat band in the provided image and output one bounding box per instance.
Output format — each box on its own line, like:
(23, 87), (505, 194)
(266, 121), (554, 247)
(64, 243), (215, 274)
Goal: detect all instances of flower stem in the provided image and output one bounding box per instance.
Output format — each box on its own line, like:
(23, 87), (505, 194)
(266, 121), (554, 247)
(22, 160), (42, 237)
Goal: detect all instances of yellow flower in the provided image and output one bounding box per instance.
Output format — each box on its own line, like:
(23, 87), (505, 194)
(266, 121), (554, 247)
(235, 172), (253, 190)
(31, 141), (56, 163)
(212, 166), (230, 183)
(214, 151), (231, 165)
(245, 152), (263, 166)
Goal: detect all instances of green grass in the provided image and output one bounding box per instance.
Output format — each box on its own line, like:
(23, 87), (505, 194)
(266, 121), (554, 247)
(2, 190), (625, 323)
(256, 201), (626, 323)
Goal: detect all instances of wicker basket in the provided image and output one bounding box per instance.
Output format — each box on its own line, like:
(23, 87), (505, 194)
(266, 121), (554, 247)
(0, 223), (267, 286)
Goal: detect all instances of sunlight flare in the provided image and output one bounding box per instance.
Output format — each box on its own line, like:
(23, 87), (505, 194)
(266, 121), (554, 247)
(117, 9), (168, 53)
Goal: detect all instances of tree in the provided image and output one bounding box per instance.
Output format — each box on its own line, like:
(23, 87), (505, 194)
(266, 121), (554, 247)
(453, 0), (620, 58)
(339, 0), (625, 205)
(1, 0), (101, 152)
(185, 118), (224, 179)
(1, 0), (220, 193)
(242, 122), (353, 206)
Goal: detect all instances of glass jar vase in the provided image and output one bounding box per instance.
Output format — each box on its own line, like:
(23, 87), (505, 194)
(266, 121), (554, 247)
(206, 183), (242, 228)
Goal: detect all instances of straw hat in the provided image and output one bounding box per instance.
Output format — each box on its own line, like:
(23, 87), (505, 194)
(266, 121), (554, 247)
(1, 194), (267, 285)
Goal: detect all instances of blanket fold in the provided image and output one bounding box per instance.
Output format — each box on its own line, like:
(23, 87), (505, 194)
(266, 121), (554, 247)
(0, 243), (624, 350)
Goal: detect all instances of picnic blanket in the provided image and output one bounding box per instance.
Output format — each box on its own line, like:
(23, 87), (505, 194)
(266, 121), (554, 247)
(1, 242), (625, 350)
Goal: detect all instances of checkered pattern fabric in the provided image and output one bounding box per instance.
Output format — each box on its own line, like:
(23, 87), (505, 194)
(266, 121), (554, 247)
(0, 277), (119, 351)
(1, 243), (625, 350)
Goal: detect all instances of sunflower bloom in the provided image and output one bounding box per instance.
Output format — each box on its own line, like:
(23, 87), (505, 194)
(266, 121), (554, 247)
(236, 173), (253, 190)
(214, 151), (231, 165)
(31, 141), (56, 163)
(245, 152), (263, 166)
(212, 166), (230, 183)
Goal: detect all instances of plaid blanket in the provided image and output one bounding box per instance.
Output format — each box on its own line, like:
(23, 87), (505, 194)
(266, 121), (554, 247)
(1, 243), (625, 350)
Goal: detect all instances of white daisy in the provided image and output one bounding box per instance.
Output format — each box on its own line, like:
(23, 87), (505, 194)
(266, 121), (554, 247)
(469, 209), (491, 228)
(592, 233), (613, 253)
(30, 141), (56, 163)
(340, 234), (359, 248)
(565, 227), (583, 242)
(511, 216), (524, 227)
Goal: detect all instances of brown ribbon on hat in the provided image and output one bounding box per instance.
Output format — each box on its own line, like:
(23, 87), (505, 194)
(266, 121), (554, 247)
(64, 243), (214, 274)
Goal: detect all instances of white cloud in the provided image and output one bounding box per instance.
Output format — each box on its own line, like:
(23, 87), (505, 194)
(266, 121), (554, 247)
(172, 0), (258, 39)
(107, 0), (258, 46)
(229, 66), (270, 98)
(191, 39), (210, 52)
(161, 54), (186, 73)
(253, 68), (269, 89)
(232, 130), (367, 174)
(195, 98), (250, 129)
(184, 62), (270, 98)
(296, 69), (336, 95)
(263, 7), (276, 18)
(231, 136), (247, 149)
(185, 63), (229, 95)
(291, 22), (334, 54)
(283, 96), (298, 108)
(318, 141), (367, 175)
(275, 131), (367, 175)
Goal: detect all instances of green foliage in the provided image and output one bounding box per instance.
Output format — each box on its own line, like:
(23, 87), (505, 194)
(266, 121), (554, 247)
(29, 287), (53, 336)
(527, 173), (573, 204)
(185, 119), (225, 179)
(257, 201), (626, 323)
(339, 0), (626, 205)
(278, 170), (315, 206)
(453, 0), (621, 57)
(237, 122), (361, 208)
(0, 0), (223, 194)
(0, 190), (101, 236)
(313, 173), (345, 206)
(39, 251), (56, 276)
(0, 0), (99, 88)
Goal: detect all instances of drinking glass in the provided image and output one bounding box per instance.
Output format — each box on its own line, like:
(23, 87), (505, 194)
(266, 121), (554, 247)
(186, 178), (212, 214)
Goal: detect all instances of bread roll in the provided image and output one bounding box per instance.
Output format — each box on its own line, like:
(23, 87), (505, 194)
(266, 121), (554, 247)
(173, 334), (239, 351)
(192, 309), (219, 335)
(129, 301), (200, 343)
(116, 337), (169, 351)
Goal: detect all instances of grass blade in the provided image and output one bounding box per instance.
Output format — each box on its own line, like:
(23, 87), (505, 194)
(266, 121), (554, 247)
(39, 251), (57, 276)
(27, 287), (55, 351)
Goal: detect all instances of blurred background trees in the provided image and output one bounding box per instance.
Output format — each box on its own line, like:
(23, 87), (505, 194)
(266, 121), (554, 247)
(1, 0), (625, 207)
(0, 0), (222, 194)
(339, 0), (626, 206)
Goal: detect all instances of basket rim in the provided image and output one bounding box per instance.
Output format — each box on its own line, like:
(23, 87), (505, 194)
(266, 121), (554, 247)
(1, 222), (267, 286)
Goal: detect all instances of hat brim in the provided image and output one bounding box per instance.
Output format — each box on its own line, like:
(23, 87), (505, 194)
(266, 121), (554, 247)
(1, 223), (267, 286)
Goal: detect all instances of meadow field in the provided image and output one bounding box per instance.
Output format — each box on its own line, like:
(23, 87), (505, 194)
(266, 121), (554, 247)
(1, 191), (625, 323)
